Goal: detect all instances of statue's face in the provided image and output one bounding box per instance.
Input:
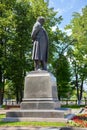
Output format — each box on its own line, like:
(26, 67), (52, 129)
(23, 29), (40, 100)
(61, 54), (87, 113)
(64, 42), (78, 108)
(40, 20), (44, 25)
(39, 19), (45, 26)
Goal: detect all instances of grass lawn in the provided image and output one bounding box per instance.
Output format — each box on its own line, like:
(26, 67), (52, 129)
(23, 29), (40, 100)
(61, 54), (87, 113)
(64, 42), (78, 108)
(0, 121), (66, 127)
(61, 105), (85, 109)
(0, 114), (5, 119)
(0, 114), (66, 127)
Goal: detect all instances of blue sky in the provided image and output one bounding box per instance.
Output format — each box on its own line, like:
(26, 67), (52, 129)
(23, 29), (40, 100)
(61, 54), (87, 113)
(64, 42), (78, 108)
(48, 0), (87, 30)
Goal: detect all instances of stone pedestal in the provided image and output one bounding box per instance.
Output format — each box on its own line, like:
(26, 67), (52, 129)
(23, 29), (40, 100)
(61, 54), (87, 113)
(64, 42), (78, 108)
(20, 70), (60, 110)
(6, 71), (67, 119)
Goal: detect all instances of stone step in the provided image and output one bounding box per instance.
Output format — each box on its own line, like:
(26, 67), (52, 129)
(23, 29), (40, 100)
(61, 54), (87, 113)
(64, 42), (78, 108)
(6, 109), (64, 118)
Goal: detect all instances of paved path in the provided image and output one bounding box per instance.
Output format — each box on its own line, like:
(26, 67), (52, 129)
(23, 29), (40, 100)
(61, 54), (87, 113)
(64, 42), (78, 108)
(0, 127), (87, 130)
(0, 109), (20, 114)
(0, 127), (62, 130)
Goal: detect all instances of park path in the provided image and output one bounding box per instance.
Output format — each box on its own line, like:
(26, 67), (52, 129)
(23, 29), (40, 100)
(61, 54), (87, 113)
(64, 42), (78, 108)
(0, 126), (87, 130)
(0, 126), (41, 130)
(0, 126), (62, 130)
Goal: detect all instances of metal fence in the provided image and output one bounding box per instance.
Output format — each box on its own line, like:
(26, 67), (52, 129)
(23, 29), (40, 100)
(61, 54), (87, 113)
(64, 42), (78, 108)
(3, 99), (87, 106)
(3, 99), (20, 105)
(60, 99), (87, 105)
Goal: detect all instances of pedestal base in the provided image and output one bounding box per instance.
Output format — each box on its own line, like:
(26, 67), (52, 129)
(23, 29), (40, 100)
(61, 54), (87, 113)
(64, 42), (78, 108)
(6, 110), (64, 118)
(6, 71), (70, 119)
(21, 99), (60, 109)
(21, 71), (60, 110)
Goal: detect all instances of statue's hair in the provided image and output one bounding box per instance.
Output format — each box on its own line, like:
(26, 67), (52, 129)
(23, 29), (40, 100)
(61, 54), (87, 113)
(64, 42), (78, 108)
(37, 16), (45, 23)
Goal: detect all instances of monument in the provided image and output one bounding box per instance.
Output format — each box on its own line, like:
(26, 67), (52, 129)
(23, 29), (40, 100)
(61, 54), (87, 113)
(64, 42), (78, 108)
(20, 16), (61, 114)
(5, 17), (70, 121)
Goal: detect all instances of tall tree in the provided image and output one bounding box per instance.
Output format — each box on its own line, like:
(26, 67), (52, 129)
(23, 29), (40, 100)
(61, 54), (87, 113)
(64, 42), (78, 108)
(50, 29), (72, 99)
(3, 0), (63, 103)
(6, 0), (34, 103)
(54, 54), (71, 99)
(0, 0), (16, 105)
(65, 6), (87, 104)
(0, 0), (66, 103)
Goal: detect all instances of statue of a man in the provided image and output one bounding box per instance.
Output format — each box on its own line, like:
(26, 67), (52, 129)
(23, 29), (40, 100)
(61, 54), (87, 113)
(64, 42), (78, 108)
(31, 16), (49, 70)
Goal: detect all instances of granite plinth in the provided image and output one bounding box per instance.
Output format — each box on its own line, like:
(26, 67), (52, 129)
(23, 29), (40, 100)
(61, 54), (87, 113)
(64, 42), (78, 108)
(6, 110), (64, 118)
(6, 70), (67, 119)
(20, 70), (60, 110)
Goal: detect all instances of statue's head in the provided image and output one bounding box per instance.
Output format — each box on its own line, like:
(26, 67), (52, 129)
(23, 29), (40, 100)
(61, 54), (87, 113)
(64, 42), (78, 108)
(37, 16), (45, 25)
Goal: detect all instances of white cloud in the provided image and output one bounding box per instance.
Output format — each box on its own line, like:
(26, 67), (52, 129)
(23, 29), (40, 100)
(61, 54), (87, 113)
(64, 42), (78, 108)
(56, 8), (65, 15)
(64, 29), (72, 36)
(59, 28), (72, 36)
(51, 26), (72, 36)
(51, 26), (57, 31)
(56, 6), (74, 16)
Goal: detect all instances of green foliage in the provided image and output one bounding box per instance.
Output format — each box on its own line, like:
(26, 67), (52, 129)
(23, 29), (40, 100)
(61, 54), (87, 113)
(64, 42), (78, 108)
(0, 0), (63, 103)
(65, 6), (87, 102)
(4, 80), (15, 99)
(53, 55), (72, 99)
(48, 25), (73, 99)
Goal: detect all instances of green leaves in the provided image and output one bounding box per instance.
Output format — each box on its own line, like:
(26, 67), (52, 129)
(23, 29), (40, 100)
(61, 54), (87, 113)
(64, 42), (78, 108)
(65, 6), (87, 102)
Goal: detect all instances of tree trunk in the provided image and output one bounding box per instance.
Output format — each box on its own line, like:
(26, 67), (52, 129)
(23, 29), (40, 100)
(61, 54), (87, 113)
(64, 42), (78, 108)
(19, 85), (23, 102)
(0, 66), (3, 105)
(19, 78), (23, 103)
(57, 84), (60, 100)
(75, 73), (80, 101)
(74, 62), (80, 105)
(79, 79), (83, 100)
(16, 86), (19, 104)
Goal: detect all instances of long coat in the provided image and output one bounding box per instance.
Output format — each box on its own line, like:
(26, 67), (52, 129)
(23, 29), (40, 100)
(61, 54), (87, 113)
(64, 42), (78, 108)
(31, 21), (48, 62)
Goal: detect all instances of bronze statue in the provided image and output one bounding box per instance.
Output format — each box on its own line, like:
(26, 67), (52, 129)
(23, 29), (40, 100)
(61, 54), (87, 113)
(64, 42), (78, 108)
(31, 16), (49, 70)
